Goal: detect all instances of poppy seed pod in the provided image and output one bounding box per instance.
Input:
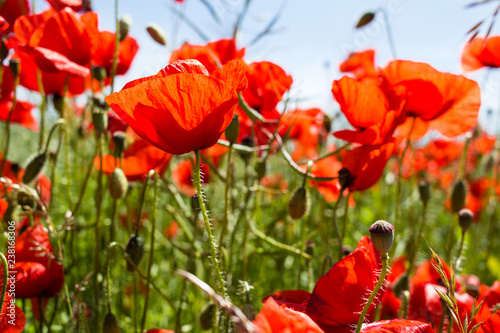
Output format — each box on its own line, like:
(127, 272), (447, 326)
(224, 114), (240, 144)
(418, 179), (431, 205)
(368, 220), (394, 255)
(22, 152), (47, 184)
(9, 59), (20, 78)
(458, 208), (474, 233)
(125, 235), (145, 272)
(451, 179), (467, 213)
(112, 131), (127, 157)
(109, 168), (128, 200)
(92, 110), (108, 134)
(288, 187), (309, 220)
(199, 303), (215, 331)
(102, 312), (120, 333)
(119, 14), (132, 42)
(146, 23), (167, 46)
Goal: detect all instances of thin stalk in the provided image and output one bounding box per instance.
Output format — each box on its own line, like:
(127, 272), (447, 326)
(219, 144), (233, 248)
(93, 133), (104, 329)
(455, 230), (466, 271)
(135, 173), (151, 237)
(110, 0), (120, 93)
(408, 202), (428, 276)
(355, 254), (389, 333)
(140, 171), (158, 332)
(194, 149), (227, 298)
(71, 145), (98, 217)
(0, 75), (19, 177)
(341, 192), (351, 240)
(382, 9), (397, 58)
(37, 70), (46, 151)
(332, 193), (344, 262)
(0, 253), (8, 315)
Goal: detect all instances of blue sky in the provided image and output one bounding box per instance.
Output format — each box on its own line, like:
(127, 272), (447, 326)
(32, 0), (500, 133)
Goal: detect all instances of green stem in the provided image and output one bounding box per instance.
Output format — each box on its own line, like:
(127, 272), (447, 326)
(94, 134), (104, 329)
(135, 173), (151, 237)
(455, 230), (466, 271)
(408, 202), (428, 276)
(140, 171), (158, 332)
(341, 192), (351, 240)
(37, 70), (46, 151)
(355, 254), (389, 333)
(0, 253), (8, 316)
(332, 193), (344, 262)
(219, 144), (233, 248)
(194, 149), (227, 298)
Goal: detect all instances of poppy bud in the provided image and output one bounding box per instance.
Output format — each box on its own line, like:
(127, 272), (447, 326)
(9, 59), (20, 78)
(458, 208), (474, 233)
(199, 303), (215, 331)
(288, 187), (309, 220)
(0, 41), (8, 62)
(323, 115), (332, 134)
(305, 240), (315, 256)
(369, 220), (394, 255)
(102, 312), (120, 333)
(4, 197), (19, 223)
(92, 110), (108, 135)
(451, 179), (467, 213)
(418, 179), (430, 205)
(125, 235), (144, 272)
(53, 94), (64, 114)
(393, 273), (409, 297)
(338, 167), (352, 189)
(109, 168), (128, 200)
(92, 66), (107, 83)
(191, 194), (201, 213)
(112, 131), (127, 157)
(224, 114), (240, 144)
(239, 136), (254, 161)
(146, 23), (167, 46)
(119, 15), (132, 41)
(255, 160), (267, 180)
(17, 189), (37, 210)
(484, 155), (495, 174)
(22, 152), (47, 184)
(356, 12), (376, 28)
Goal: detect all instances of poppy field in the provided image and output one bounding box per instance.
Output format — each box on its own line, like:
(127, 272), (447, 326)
(2, 0), (500, 332)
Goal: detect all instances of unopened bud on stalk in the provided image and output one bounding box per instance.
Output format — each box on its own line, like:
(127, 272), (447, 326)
(1, 41), (9, 62)
(393, 273), (409, 297)
(458, 208), (474, 233)
(102, 312), (120, 333)
(338, 167), (351, 190)
(109, 168), (128, 200)
(322, 115), (332, 134)
(484, 155), (495, 174)
(125, 235), (144, 272)
(224, 114), (240, 144)
(199, 303), (215, 331)
(92, 110), (108, 134)
(369, 220), (394, 255)
(53, 94), (64, 114)
(92, 66), (107, 83)
(22, 152), (47, 184)
(288, 187), (309, 220)
(239, 136), (254, 161)
(191, 194), (201, 213)
(255, 159), (267, 180)
(451, 179), (467, 213)
(418, 179), (430, 205)
(17, 189), (37, 210)
(112, 131), (127, 157)
(119, 14), (132, 41)
(305, 240), (315, 256)
(8, 59), (20, 78)
(146, 23), (167, 46)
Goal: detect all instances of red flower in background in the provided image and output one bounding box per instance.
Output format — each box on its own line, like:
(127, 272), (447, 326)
(92, 30), (139, 77)
(171, 158), (210, 196)
(360, 319), (434, 333)
(0, 265), (26, 333)
(46, 0), (83, 11)
(339, 49), (379, 80)
(462, 36), (500, 71)
(170, 38), (245, 74)
(0, 15), (9, 34)
(105, 59), (247, 155)
(0, 0), (30, 33)
(94, 138), (172, 181)
(308, 154), (343, 203)
(382, 60), (481, 140)
(332, 76), (406, 145)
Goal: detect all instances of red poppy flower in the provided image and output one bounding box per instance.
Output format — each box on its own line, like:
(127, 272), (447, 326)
(46, 0), (83, 11)
(145, 329), (174, 333)
(305, 236), (383, 331)
(339, 49), (379, 80)
(308, 154), (343, 202)
(0, 265), (26, 333)
(0, 0), (30, 33)
(10, 8), (97, 77)
(254, 298), (325, 333)
(341, 141), (395, 192)
(170, 38), (245, 74)
(462, 36), (500, 72)
(0, 15), (8, 35)
(361, 319), (434, 333)
(332, 76), (406, 145)
(171, 158), (209, 196)
(382, 60), (481, 139)
(94, 138), (172, 181)
(105, 59), (247, 155)
(92, 31), (139, 76)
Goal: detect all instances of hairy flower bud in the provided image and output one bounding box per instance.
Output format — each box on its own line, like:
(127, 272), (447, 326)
(224, 114), (240, 144)
(338, 167), (352, 190)
(22, 152), (47, 184)
(451, 179), (467, 213)
(9, 59), (20, 78)
(369, 220), (394, 255)
(92, 110), (108, 134)
(418, 179), (430, 205)
(146, 23), (167, 46)
(102, 312), (120, 333)
(92, 66), (107, 83)
(119, 14), (132, 41)
(125, 235), (144, 272)
(458, 208), (474, 233)
(288, 187), (309, 220)
(109, 168), (128, 200)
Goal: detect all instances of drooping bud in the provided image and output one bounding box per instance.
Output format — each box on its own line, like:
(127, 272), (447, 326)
(288, 187), (309, 220)
(199, 303), (215, 331)
(22, 152), (47, 184)
(451, 179), (467, 213)
(8, 59), (20, 78)
(92, 110), (108, 134)
(356, 12), (376, 29)
(458, 208), (474, 233)
(109, 168), (128, 200)
(146, 23), (167, 46)
(125, 235), (144, 272)
(369, 220), (394, 255)
(322, 114), (332, 134)
(102, 312), (120, 333)
(338, 167), (352, 190)
(112, 131), (127, 157)
(224, 114), (240, 144)
(418, 179), (430, 205)
(92, 66), (107, 83)
(119, 14), (132, 41)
